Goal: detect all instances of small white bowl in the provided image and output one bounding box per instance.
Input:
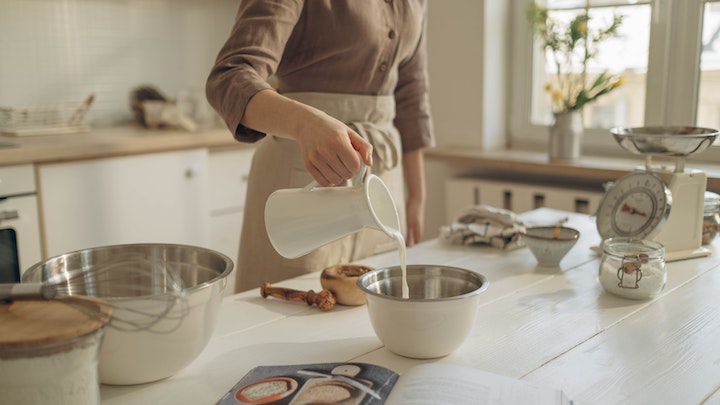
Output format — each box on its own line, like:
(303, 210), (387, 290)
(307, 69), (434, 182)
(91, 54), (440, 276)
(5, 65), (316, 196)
(522, 226), (580, 267)
(356, 265), (488, 359)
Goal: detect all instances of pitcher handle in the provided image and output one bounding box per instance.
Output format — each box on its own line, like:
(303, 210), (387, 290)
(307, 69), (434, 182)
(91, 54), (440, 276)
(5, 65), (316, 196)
(358, 163), (370, 183)
(302, 164), (370, 191)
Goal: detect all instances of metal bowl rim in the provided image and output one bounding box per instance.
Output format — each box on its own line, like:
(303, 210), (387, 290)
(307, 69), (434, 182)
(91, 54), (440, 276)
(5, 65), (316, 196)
(609, 126), (720, 137)
(356, 264), (489, 302)
(22, 243), (234, 293)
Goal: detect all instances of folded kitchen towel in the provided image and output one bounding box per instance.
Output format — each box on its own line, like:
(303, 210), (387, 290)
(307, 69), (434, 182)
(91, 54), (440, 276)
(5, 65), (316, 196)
(439, 205), (526, 249)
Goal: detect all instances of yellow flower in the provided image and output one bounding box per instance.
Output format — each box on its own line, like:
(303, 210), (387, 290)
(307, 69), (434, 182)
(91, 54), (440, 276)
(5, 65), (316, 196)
(528, 4), (624, 113)
(577, 22), (587, 34)
(551, 90), (563, 102)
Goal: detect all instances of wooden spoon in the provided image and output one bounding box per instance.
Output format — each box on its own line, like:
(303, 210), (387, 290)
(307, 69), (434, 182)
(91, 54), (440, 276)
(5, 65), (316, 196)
(260, 283), (336, 311)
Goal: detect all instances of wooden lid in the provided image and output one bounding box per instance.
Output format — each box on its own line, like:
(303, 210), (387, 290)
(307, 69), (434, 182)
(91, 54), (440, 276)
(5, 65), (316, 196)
(0, 296), (112, 350)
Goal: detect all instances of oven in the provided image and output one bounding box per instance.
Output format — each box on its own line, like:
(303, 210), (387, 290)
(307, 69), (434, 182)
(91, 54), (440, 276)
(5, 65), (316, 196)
(0, 164), (42, 282)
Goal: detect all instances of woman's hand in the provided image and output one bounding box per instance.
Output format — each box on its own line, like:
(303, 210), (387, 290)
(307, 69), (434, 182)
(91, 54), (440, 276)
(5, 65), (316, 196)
(240, 89), (373, 186)
(405, 195), (425, 246)
(295, 110), (373, 186)
(403, 149), (426, 246)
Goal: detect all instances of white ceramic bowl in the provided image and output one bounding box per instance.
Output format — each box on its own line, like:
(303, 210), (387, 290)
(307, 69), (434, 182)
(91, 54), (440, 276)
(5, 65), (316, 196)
(522, 226), (580, 267)
(22, 243), (233, 385)
(356, 265), (488, 359)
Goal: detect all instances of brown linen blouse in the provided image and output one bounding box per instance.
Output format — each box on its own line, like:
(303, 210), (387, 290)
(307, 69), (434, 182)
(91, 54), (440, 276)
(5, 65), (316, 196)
(206, 0), (435, 153)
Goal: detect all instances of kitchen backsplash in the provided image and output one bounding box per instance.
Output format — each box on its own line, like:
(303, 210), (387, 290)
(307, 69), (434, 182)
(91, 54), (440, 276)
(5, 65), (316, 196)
(0, 0), (239, 127)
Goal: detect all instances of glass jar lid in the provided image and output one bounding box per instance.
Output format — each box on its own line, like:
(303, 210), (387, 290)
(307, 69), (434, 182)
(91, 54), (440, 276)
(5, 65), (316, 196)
(602, 237), (665, 260)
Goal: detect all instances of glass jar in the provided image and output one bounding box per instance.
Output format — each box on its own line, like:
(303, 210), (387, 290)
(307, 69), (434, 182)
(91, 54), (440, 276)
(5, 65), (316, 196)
(703, 191), (720, 245)
(598, 238), (666, 300)
(0, 298), (110, 405)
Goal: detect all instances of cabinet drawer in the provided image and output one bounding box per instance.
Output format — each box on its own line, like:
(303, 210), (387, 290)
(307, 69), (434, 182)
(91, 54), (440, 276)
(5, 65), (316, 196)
(210, 210), (243, 295)
(208, 148), (253, 212)
(0, 164), (36, 195)
(39, 149), (210, 257)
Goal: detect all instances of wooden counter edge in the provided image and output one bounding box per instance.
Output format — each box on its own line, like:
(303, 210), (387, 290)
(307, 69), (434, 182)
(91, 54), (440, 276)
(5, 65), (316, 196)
(0, 126), (249, 166)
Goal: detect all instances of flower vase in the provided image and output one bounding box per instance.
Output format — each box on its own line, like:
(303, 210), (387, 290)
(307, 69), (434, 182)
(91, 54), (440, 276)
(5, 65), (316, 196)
(549, 111), (583, 162)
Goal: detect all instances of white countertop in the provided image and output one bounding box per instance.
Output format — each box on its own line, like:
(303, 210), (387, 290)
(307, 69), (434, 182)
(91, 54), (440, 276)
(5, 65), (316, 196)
(100, 208), (720, 405)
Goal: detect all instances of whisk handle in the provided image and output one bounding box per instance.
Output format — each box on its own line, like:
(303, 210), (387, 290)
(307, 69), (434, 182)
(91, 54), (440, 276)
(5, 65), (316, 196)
(0, 283), (56, 300)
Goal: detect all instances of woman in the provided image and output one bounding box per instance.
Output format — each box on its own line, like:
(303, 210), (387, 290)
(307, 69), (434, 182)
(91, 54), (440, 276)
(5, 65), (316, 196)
(206, 0), (435, 293)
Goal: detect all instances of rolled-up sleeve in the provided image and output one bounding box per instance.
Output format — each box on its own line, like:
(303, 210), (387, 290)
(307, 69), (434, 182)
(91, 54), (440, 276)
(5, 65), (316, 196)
(206, 0), (303, 142)
(393, 12), (435, 154)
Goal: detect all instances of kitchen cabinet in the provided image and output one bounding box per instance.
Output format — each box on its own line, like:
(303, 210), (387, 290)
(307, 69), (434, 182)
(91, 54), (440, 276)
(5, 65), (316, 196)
(445, 177), (604, 221)
(0, 164), (42, 278)
(208, 147), (254, 294)
(38, 149), (210, 258)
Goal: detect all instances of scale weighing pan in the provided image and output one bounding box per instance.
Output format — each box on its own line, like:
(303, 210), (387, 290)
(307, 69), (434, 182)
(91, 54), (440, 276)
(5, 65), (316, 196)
(602, 126), (719, 261)
(612, 126), (718, 172)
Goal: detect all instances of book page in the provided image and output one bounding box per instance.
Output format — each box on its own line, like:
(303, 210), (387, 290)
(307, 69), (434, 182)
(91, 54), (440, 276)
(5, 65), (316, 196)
(386, 363), (568, 405)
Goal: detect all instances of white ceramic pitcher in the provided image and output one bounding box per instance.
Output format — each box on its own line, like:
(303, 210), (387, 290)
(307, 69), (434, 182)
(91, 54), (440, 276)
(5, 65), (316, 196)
(265, 166), (401, 259)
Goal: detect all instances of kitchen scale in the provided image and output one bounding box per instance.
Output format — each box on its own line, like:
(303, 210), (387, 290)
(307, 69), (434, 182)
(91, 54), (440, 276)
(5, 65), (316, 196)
(595, 126), (719, 261)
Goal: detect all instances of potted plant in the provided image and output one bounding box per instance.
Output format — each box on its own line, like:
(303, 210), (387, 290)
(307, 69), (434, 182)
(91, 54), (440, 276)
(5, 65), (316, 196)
(527, 3), (624, 161)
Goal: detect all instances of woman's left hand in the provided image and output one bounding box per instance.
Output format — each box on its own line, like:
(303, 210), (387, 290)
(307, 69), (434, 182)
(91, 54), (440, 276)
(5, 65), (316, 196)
(405, 197), (424, 247)
(403, 149), (426, 247)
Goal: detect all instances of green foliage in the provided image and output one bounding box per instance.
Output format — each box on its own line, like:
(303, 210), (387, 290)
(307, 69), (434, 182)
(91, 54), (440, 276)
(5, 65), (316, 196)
(527, 3), (624, 113)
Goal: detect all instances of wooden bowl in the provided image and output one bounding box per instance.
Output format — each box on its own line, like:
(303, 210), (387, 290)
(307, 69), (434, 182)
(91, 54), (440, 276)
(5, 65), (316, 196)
(320, 264), (373, 306)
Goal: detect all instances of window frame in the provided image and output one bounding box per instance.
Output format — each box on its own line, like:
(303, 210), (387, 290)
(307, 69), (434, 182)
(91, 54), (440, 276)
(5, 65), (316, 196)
(508, 0), (720, 163)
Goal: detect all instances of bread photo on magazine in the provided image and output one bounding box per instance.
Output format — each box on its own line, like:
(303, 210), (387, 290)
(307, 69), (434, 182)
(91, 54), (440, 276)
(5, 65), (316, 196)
(216, 362), (572, 405)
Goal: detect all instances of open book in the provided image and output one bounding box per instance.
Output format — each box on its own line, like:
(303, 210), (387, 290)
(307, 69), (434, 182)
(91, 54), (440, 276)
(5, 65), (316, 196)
(216, 362), (572, 405)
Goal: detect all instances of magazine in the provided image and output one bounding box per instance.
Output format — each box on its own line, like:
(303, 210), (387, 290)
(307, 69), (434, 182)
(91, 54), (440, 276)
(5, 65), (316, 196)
(216, 362), (572, 405)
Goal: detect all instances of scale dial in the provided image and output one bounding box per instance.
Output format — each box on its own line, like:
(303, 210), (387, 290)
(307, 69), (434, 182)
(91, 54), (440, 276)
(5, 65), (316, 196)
(596, 172), (672, 240)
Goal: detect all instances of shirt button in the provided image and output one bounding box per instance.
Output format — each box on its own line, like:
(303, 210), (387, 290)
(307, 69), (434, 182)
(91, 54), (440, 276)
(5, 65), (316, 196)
(388, 30), (396, 39)
(379, 63), (388, 72)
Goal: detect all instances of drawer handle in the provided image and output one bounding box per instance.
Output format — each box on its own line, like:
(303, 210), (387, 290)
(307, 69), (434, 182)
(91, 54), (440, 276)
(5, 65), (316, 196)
(0, 210), (19, 221)
(185, 165), (200, 179)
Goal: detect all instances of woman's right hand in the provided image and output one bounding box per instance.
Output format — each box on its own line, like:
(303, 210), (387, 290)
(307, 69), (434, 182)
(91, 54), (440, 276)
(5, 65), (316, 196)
(240, 89), (373, 186)
(295, 111), (374, 186)
(240, 89), (372, 186)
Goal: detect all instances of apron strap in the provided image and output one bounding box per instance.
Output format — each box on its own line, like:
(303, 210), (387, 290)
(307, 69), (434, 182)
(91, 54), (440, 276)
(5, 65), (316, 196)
(348, 121), (400, 171)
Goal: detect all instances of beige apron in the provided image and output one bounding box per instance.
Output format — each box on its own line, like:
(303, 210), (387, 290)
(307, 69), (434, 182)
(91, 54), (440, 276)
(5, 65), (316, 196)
(234, 92), (406, 293)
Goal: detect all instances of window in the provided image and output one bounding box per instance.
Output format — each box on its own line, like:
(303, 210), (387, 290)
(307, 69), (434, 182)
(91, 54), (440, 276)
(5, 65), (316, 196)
(699, 2), (720, 129)
(510, 0), (720, 162)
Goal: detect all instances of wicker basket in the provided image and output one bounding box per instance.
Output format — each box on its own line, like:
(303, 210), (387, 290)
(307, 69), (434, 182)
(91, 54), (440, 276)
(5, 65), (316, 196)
(0, 94), (94, 136)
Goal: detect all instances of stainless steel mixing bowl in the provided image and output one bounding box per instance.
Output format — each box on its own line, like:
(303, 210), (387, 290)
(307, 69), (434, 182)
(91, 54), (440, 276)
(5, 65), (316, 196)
(22, 243), (233, 385)
(357, 265), (488, 359)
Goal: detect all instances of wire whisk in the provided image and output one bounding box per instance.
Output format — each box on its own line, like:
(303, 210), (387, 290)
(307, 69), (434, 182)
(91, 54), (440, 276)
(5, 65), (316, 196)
(2, 259), (190, 333)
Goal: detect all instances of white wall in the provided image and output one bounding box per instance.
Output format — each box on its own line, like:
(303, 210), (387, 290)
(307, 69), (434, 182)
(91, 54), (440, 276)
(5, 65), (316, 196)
(424, 1), (511, 239)
(0, 0), (504, 243)
(426, 0), (509, 151)
(426, 1), (484, 149)
(0, 0), (239, 127)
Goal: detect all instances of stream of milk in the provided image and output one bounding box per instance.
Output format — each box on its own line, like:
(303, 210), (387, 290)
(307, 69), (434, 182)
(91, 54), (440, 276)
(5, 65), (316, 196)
(390, 229), (409, 299)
